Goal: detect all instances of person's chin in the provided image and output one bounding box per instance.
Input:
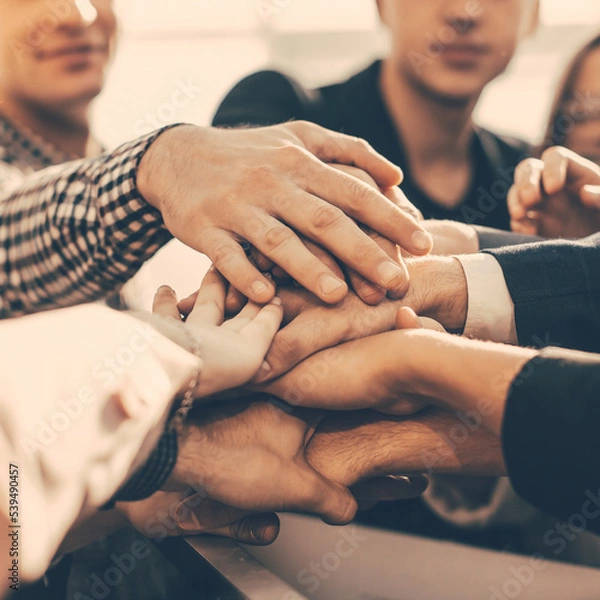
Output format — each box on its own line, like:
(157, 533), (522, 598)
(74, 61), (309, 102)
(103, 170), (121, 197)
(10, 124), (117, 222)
(416, 71), (488, 106)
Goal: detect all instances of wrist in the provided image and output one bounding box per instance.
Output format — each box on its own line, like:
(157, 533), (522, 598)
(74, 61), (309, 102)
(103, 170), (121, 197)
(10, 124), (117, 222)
(403, 256), (468, 330)
(137, 124), (197, 211)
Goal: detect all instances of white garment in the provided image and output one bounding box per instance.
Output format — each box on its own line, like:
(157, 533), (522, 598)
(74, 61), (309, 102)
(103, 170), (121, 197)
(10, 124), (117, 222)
(0, 304), (199, 580)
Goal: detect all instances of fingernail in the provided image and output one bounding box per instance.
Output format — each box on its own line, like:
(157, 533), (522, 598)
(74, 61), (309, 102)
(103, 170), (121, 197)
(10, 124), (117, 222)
(377, 262), (403, 285)
(251, 280), (269, 297)
(271, 296), (282, 306)
(250, 514), (279, 543)
(158, 285), (175, 294)
(319, 275), (345, 296)
(255, 361), (272, 383)
(411, 230), (433, 252)
(175, 498), (203, 531)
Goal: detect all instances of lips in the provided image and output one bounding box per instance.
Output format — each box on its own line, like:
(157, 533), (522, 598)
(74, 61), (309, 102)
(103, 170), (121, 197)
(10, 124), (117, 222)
(440, 43), (490, 63)
(37, 43), (108, 60)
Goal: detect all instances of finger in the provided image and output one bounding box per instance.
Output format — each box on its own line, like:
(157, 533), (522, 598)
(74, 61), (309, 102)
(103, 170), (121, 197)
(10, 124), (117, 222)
(507, 184), (527, 222)
(239, 212), (349, 304)
(278, 192), (411, 297)
(347, 229), (399, 304)
(174, 495), (252, 533)
(419, 316), (446, 332)
(292, 463), (357, 525)
(352, 475), (429, 510)
(513, 158), (544, 209)
(395, 306), (422, 330)
(347, 270), (386, 305)
(178, 290), (199, 318)
(255, 299), (396, 383)
(187, 268), (227, 327)
(210, 513), (281, 546)
(384, 186), (424, 222)
(292, 120), (403, 188)
(250, 248), (275, 272)
(580, 184), (600, 208)
(540, 146), (569, 196)
(302, 237), (345, 280)
(225, 285), (247, 315)
(202, 228), (275, 304)
(302, 163), (433, 257)
(152, 285), (180, 319)
(237, 298), (284, 358)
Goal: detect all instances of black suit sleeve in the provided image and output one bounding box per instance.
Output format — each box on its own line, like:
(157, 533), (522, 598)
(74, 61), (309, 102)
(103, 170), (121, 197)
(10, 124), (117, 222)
(502, 347), (600, 532)
(483, 233), (600, 353)
(212, 70), (313, 127)
(474, 225), (541, 249)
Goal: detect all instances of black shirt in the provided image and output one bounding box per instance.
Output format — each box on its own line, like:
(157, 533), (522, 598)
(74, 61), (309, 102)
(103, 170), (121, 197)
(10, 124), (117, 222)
(213, 60), (530, 231)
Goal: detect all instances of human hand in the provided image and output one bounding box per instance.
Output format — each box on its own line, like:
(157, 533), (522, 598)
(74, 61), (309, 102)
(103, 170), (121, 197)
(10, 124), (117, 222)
(245, 163), (426, 306)
(508, 146), (600, 238)
(150, 268), (282, 398)
(138, 122), (432, 305)
(163, 401), (358, 525)
(252, 256), (467, 383)
(117, 490), (280, 545)
(307, 408), (506, 483)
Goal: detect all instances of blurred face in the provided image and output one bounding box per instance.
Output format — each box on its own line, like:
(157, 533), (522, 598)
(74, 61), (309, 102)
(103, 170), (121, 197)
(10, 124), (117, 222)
(377, 0), (538, 102)
(563, 47), (600, 165)
(0, 0), (117, 111)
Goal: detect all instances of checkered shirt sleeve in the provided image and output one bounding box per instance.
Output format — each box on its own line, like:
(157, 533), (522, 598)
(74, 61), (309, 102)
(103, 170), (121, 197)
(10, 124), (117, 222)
(0, 127), (177, 318)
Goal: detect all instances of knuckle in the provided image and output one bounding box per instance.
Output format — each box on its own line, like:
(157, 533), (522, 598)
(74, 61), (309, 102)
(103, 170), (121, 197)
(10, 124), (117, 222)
(278, 143), (305, 164)
(211, 243), (238, 270)
(346, 179), (375, 212)
(262, 225), (295, 252)
(310, 204), (345, 231)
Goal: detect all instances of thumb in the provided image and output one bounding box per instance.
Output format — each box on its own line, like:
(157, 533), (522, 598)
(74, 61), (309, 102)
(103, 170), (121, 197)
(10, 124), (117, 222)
(580, 184), (600, 209)
(292, 463), (358, 526)
(174, 495), (252, 533)
(395, 306), (422, 330)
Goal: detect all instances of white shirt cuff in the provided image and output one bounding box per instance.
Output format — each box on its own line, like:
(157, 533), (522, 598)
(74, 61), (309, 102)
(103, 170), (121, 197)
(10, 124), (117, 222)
(455, 253), (517, 344)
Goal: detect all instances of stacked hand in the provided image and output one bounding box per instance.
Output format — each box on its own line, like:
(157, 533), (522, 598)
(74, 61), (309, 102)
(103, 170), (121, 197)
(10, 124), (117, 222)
(138, 122), (432, 307)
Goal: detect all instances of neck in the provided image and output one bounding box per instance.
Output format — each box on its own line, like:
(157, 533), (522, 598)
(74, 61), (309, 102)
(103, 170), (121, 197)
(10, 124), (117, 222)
(0, 93), (96, 159)
(380, 59), (479, 165)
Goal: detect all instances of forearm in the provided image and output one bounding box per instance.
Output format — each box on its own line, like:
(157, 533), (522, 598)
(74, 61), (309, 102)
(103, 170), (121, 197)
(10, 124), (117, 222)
(0, 128), (176, 317)
(399, 331), (536, 435)
(307, 408), (506, 486)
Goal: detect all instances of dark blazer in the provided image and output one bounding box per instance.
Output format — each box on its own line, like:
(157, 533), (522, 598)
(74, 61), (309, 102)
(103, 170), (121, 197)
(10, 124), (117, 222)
(503, 347), (600, 533)
(213, 63), (530, 231)
(483, 233), (600, 353)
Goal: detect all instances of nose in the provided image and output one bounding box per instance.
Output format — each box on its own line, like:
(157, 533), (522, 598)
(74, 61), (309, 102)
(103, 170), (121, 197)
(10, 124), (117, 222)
(55, 0), (99, 29)
(444, 0), (481, 34)
(74, 0), (99, 25)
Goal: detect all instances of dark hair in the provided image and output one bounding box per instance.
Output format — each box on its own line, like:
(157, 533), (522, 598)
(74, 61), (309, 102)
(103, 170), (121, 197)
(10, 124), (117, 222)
(541, 32), (600, 152)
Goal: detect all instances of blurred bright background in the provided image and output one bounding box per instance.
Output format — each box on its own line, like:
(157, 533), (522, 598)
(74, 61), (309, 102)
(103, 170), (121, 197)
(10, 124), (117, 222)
(94, 0), (600, 148)
(100, 0), (600, 307)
